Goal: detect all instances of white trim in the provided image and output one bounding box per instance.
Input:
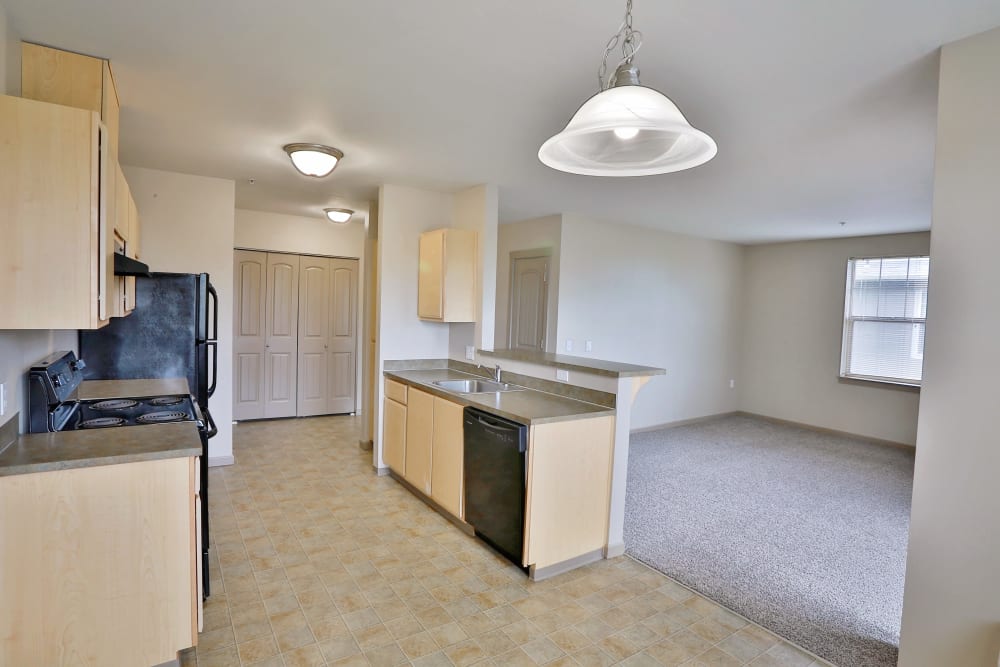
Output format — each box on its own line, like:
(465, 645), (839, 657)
(605, 542), (626, 558)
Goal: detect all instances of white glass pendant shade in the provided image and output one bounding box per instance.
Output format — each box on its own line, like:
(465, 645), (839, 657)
(283, 143), (344, 177)
(324, 208), (353, 223)
(538, 85), (717, 177)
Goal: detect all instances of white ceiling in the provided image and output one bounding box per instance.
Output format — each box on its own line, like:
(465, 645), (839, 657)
(6, 1), (1000, 243)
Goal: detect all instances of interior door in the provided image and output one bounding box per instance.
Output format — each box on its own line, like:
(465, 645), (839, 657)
(327, 258), (358, 414)
(509, 255), (549, 351)
(233, 250), (267, 420)
(264, 253), (299, 418)
(297, 256), (330, 416)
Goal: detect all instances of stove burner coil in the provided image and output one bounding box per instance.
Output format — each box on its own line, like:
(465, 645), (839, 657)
(91, 399), (139, 411)
(136, 411), (188, 424)
(148, 396), (185, 407)
(80, 417), (126, 428)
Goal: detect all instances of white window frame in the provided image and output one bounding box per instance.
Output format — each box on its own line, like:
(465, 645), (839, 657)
(839, 255), (928, 388)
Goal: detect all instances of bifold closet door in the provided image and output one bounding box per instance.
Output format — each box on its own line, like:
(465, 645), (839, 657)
(264, 253), (299, 418)
(297, 256), (331, 416)
(327, 258), (358, 414)
(233, 250), (267, 420)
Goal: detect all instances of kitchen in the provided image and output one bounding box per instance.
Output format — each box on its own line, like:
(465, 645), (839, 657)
(3, 3), (1000, 667)
(0, 26), (665, 667)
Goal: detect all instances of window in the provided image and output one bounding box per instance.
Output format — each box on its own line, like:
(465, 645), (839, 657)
(841, 256), (929, 386)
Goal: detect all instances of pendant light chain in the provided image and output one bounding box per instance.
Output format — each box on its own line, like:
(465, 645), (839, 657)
(597, 0), (644, 91)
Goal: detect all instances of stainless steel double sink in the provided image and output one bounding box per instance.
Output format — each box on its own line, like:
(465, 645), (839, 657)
(432, 379), (523, 394)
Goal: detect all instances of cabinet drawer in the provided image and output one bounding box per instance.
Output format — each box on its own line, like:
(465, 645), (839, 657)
(385, 378), (408, 405)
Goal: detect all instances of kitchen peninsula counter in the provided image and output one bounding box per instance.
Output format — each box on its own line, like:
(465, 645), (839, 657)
(383, 368), (614, 425)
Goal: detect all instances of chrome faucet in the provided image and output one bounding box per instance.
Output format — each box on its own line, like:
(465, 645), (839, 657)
(477, 363), (502, 382)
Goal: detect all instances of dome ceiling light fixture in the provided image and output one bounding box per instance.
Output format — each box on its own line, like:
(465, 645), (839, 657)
(538, 0), (717, 177)
(283, 143), (344, 177)
(324, 207), (354, 224)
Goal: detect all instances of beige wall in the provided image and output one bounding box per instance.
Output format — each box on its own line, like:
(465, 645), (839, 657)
(899, 27), (1000, 667)
(494, 215), (562, 352)
(450, 185), (499, 355)
(124, 166), (236, 464)
(555, 214), (744, 430)
(234, 208), (365, 257)
(741, 232), (930, 445)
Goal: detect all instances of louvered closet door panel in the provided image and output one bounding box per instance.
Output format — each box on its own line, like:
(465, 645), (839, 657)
(233, 250), (267, 420)
(264, 253), (299, 418)
(327, 258), (358, 414)
(297, 256), (331, 417)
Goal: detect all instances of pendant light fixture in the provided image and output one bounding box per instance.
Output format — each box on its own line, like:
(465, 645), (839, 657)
(283, 143), (344, 177)
(324, 208), (354, 224)
(538, 0), (716, 177)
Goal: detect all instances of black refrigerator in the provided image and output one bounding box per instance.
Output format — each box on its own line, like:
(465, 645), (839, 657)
(79, 272), (218, 597)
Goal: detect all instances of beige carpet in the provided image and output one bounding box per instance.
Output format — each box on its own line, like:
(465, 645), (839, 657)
(624, 415), (914, 667)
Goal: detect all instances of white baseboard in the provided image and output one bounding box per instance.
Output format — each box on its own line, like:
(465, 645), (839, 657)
(375, 465), (391, 477)
(630, 411), (740, 434)
(208, 455), (235, 467)
(605, 542), (626, 558)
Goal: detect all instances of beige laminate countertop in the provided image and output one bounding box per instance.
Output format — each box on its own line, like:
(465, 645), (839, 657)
(79, 377), (191, 400)
(384, 369), (614, 425)
(0, 422), (202, 477)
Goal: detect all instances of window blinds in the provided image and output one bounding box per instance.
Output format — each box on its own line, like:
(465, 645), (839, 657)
(841, 256), (929, 385)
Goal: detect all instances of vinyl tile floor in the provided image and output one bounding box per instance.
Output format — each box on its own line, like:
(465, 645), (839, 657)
(180, 415), (831, 667)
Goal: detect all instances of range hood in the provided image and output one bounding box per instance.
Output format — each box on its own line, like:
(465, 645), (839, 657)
(114, 253), (151, 277)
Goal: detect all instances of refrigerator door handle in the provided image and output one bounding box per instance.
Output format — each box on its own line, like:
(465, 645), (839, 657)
(206, 341), (218, 398)
(207, 283), (219, 342)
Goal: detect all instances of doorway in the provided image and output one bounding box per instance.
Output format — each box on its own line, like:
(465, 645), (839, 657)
(233, 249), (359, 420)
(507, 250), (551, 352)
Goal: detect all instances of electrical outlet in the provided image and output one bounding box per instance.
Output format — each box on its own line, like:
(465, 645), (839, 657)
(465, 346), (476, 361)
(585, 340), (593, 353)
(0, 383), (6, 417)
(556, 369), (570, 382)
(729, 379), (735, 389)
(565, 339), (574, 352)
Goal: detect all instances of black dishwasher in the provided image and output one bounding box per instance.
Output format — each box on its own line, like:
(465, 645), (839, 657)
(463, 407), (528, 568)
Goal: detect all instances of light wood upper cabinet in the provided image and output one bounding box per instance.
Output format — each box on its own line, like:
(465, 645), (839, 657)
(383, 395), (407, 474)
(21, 42), (104, 114)
(431, 397), (465, 519)
(418, 228), (478, 322)
(404, 387), (434, 494)
(0, 95), (110, 329)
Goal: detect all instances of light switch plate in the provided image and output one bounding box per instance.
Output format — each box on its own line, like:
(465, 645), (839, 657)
(585, 340), (593, 352)
(565, 339), (574, 352)
(465, 346), (476, 360)
(556, 370), (570, 382)
(0, 383), (6, 417)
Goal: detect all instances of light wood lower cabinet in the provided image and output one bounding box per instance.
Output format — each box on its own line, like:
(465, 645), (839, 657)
(404, 388), (434, 494)
(383, 397), (407, 474)
(430, 398), (465, 519)
(524, 416), (615, 570)
(0, 456), (201, 666)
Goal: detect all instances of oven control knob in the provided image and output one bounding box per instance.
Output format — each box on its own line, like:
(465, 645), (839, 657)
(71, 359), (87, 371)
(53, 374), (65, 387)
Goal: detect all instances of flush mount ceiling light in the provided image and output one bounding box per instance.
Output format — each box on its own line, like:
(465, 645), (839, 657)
(538, 0), (716, 177)
(324, 208), (354, 224)
(283, 143), (344, 177)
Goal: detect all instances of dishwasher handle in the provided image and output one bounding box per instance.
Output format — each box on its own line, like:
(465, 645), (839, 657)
(465, 409), (528, 453)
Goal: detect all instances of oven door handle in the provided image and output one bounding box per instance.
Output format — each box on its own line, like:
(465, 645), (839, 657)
(202, 406), (218, 439)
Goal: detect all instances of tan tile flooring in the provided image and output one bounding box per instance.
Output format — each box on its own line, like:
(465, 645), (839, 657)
(181, 415), (831, 667)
